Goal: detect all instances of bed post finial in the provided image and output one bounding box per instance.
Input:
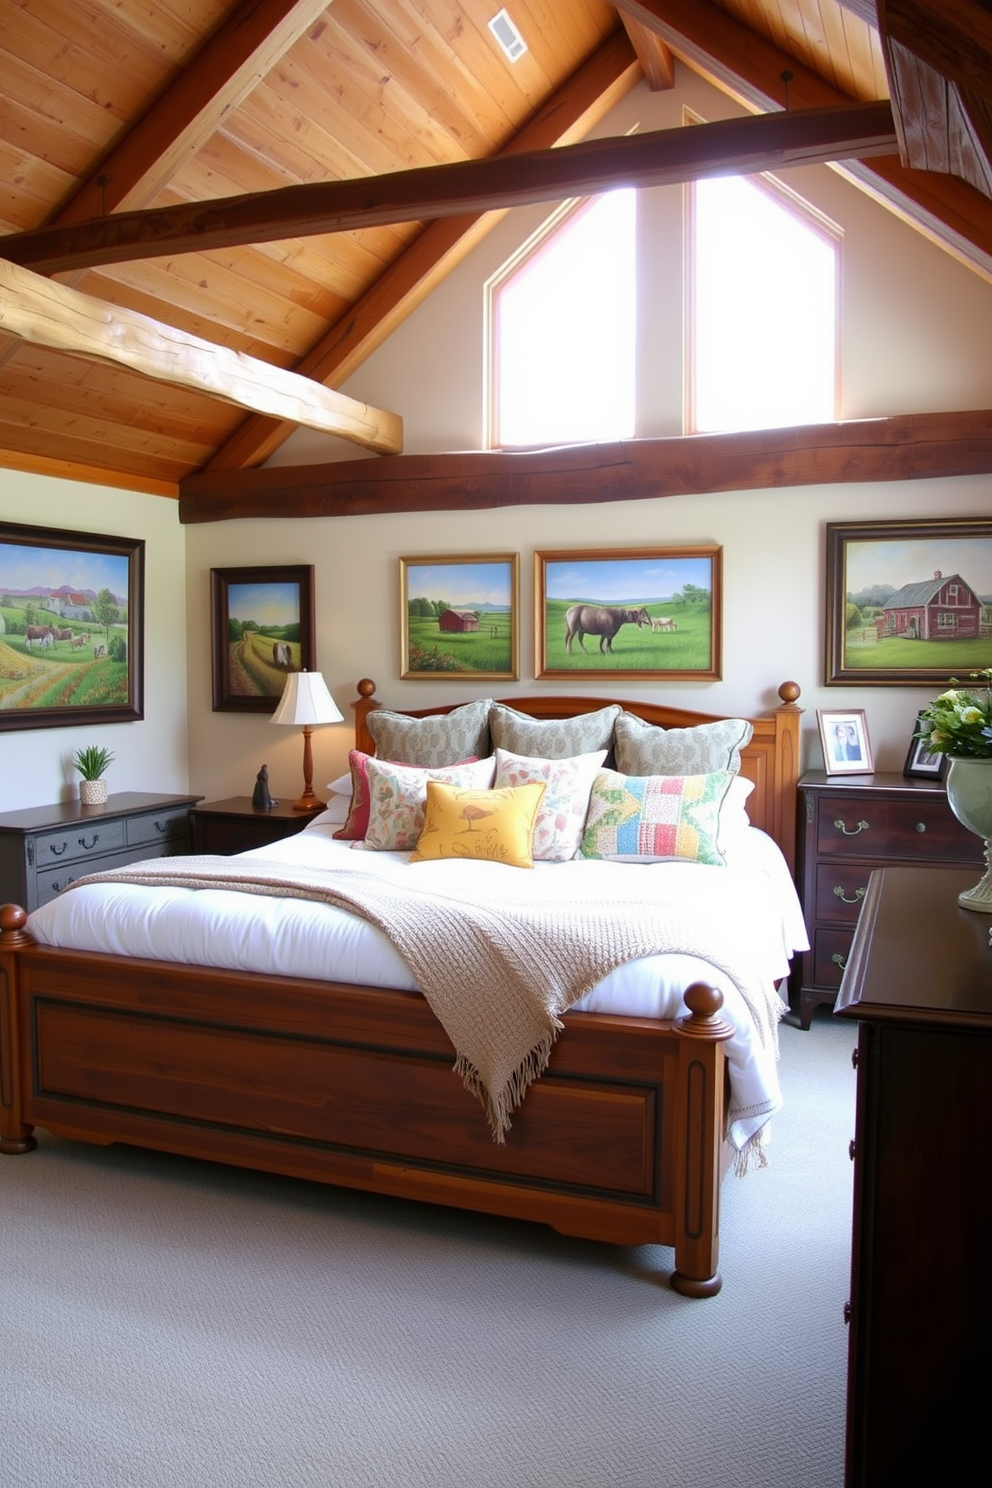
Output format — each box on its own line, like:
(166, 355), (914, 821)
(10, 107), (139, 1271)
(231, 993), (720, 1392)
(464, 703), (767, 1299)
(778, 680), (801, 706)
(353, 680), (380, 755)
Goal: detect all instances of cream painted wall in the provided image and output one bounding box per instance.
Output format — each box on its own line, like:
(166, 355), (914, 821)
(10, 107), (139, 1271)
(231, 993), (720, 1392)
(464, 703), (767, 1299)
(0, 472), (188, 814)
(186, 66), (992, 803)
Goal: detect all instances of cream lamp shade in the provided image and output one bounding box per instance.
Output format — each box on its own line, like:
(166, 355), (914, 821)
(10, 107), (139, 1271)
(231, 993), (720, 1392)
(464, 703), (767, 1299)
(271, 670), (343, 812)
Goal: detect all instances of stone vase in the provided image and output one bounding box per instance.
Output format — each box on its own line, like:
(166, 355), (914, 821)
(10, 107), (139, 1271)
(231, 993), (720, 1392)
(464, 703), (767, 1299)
(945, 756), (992, 912)
(79, 778), (108, 806)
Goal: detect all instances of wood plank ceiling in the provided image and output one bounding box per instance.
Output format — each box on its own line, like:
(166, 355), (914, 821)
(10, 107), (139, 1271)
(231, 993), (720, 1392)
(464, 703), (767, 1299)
(0, 0), (991, 509)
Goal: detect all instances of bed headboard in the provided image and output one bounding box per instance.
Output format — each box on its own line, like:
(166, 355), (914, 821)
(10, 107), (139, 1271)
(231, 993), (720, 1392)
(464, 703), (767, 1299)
(349, 679), (802, 874)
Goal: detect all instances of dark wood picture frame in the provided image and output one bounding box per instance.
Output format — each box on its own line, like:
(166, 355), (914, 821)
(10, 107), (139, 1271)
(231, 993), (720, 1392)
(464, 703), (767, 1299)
(211, 565), (315, 713)
(903, 714), (947, 779)
(399, 554), (519, 680)
(535, 546), (722, 680)
(826, 518), (992, 685)
(0, 520), (144, 732)
(817, 707), (875, 776)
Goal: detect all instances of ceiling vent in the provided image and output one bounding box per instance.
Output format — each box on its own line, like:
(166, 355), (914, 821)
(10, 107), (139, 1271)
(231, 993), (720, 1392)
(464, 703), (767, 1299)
(488, 9), (527, 63)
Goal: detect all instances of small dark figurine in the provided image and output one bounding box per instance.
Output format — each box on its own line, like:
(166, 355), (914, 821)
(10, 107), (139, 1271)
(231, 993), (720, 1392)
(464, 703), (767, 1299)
(252, 764), (278, 809)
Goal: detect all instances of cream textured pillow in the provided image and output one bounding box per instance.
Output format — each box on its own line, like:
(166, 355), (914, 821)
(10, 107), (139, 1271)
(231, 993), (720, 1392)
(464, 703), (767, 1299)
(366, 698), (494, 768)
(410, 781), (546, 868)
(613, 712), (753, 776)
(494, 747), (607, 861)
(489, 702), (620, 760)
(579, 768), (735, 865)
(364, 756), (496, 851)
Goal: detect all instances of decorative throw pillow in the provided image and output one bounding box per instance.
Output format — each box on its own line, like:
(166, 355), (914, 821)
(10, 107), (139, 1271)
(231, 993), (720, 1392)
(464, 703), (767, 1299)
(410, 781), (546, 868)
(366, 698), (494, 768)
(579, 768), (735, 865)
(613, 712), (753, 776)
(364, 756), (496, 851)
(332, 749), (479, 841)
(718, 773), (755, 852)
(494, 747), (607, 861)
(488, 702), (620, 760)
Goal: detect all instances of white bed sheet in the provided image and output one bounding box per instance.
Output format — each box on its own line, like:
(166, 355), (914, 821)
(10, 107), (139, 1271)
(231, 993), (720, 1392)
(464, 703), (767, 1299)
(27, 817), (808, 1156)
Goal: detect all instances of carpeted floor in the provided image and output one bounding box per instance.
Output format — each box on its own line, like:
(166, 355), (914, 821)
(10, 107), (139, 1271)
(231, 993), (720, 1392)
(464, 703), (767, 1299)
(0, 1014), (856, 1488)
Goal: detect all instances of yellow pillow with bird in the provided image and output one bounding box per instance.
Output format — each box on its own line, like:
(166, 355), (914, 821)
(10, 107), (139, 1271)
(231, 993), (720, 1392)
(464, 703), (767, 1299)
(410, 781), (546, 867)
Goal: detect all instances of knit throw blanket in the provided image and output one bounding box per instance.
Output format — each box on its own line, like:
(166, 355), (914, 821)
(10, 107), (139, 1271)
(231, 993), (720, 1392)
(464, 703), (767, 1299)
(65, 854), (781, 1144)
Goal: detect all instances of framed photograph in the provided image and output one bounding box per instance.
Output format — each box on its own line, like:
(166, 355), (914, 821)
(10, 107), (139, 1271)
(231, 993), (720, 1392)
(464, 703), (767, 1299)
(535, 546), (721, 680)
(0, 520), (144, 732)
(826, 519), (992, 685)
(211, 565), (315, 712)
(400, 554), (519, 680)
(818, 708), (875, 776)
(904, 714), (947, 779)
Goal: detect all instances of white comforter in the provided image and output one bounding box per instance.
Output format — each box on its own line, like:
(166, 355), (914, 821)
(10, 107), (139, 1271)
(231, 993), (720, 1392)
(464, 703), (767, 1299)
(27, 812), (808, 1159)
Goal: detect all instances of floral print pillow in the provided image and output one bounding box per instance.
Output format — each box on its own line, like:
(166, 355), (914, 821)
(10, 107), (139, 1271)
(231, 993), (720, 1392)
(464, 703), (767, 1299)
(493, 748), (608, 861)
(364, 756), (496, 851)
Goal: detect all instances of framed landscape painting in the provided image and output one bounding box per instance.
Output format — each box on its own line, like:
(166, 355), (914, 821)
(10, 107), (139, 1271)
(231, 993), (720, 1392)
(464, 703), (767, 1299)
(211, 565), (315, 712)
(536, 546), (721, 680)
(0, 520), (144, 732)
(826, 519), (992, 685)
(400, 554), (519, 680)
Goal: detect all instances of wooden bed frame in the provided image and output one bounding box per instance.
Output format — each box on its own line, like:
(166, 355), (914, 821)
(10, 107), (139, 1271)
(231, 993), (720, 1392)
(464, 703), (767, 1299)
(0, 680), (801, 1297)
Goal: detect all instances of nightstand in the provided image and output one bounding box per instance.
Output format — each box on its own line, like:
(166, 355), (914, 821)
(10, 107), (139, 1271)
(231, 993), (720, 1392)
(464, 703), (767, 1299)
(190, 796), (316, 854)
(792, 771), (983, 1029)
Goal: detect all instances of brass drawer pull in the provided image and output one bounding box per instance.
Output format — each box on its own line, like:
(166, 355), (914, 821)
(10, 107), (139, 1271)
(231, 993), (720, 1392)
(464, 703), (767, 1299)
(915, 821), (927, 833)
(834, 817), (869, 836)
(833, 885), (866, 905)
(832, 952), (848, 970)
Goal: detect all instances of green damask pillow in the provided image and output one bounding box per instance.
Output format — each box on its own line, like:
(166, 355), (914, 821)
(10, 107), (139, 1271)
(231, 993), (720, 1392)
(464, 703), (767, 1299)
(367, 698), (494, 767)
(613, 712), (753, 776)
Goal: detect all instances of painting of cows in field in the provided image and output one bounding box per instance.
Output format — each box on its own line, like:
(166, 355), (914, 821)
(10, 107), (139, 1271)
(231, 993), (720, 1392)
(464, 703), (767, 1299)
(0, 521), (143, 731)
(537, 547), (721, 680)
(400, 555), (519, 680)
(211, 565), (315, 712)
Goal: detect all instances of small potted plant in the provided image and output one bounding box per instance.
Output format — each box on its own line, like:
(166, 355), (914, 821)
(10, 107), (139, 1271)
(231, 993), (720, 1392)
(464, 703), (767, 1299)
(73, 744), (115, 806)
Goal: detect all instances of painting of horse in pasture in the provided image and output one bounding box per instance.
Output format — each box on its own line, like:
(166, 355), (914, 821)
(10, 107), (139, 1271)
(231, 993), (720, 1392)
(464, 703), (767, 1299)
(400, 555), (519, 680)
(211, 566), (316, 712)
(536, 547), (721, 680)
(0, 521), (143, 731)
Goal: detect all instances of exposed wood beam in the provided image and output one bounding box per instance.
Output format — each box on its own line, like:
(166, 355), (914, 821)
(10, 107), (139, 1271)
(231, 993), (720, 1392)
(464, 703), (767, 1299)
(177, 411), (992, 523)
(882, 0), (992, 106)
(3, 104), (898, 276)
(54, 0), (332, 226)
(619, 18), (675, 91)
(611, 0), (992, 281)
(0, 259), (403, 455)
(206, 29), (643, 471)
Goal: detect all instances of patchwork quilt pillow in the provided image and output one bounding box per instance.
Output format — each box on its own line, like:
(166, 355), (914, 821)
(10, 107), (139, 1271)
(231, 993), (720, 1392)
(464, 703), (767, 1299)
(364, 756), (496, 851)
(579, 768), (736, 865)
(493, 747), (607, 861)
(488, 702), (620, 760)
(366, 698), (494, 768)
(410, 781), (546, 868)
(613, 712), (753, 776)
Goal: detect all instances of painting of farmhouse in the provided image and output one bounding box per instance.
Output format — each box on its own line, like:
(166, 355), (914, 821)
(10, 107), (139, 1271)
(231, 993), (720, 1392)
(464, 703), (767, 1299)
(400, 555), (519, 680)
(0, 523), (142, 731)
(537, 547), (721, 681)
(828, 522), (992, 684)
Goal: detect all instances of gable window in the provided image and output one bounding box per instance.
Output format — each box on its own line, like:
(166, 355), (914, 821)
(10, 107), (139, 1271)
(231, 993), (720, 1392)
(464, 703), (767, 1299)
(688, 171), (840, 433)
(486, 188), (636, 449)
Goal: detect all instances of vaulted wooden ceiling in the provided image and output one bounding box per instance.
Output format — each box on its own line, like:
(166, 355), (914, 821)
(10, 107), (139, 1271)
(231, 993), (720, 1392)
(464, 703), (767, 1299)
(1, 0), (991, 508)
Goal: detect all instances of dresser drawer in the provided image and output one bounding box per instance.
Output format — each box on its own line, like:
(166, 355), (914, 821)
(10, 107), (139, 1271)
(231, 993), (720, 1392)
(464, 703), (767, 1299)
(813, 862), (873, 924)
(34, 839), (179, 907)
(32, 819), (127, 869)
(812, 928), (855, 989)
(126, 808), (191, 848)
(816, 797), (975, 861)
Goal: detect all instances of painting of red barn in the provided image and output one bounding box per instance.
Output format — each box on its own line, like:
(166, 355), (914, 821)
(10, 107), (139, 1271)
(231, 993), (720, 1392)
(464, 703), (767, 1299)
(400, 555), (518, 680)
(827, 519), (992, 685)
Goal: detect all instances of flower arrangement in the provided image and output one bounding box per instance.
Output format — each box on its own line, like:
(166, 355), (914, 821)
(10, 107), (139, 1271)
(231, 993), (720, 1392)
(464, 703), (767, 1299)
(72, 744), (115, 780)
(915, 669), (992, 759)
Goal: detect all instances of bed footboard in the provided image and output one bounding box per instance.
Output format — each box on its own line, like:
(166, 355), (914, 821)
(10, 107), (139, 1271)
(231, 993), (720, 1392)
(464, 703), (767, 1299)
(0, 906), (733, 1294)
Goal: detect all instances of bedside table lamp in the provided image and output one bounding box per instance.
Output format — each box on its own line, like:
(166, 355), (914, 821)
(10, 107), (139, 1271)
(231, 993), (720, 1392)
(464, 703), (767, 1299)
(271, 670), (343, 812)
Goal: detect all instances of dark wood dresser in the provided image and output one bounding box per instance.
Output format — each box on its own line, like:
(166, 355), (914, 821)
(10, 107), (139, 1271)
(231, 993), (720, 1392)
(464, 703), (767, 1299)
(794, 771), (982, 1028)
(835, 865), (992, 1488)
(190, 796), (315, 854)
(0, 792), (202, 912)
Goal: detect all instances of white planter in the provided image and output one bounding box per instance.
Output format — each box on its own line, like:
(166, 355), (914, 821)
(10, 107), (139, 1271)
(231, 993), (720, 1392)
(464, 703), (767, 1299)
(945, 756), (992, 912)
(79, 778), (108, 806)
